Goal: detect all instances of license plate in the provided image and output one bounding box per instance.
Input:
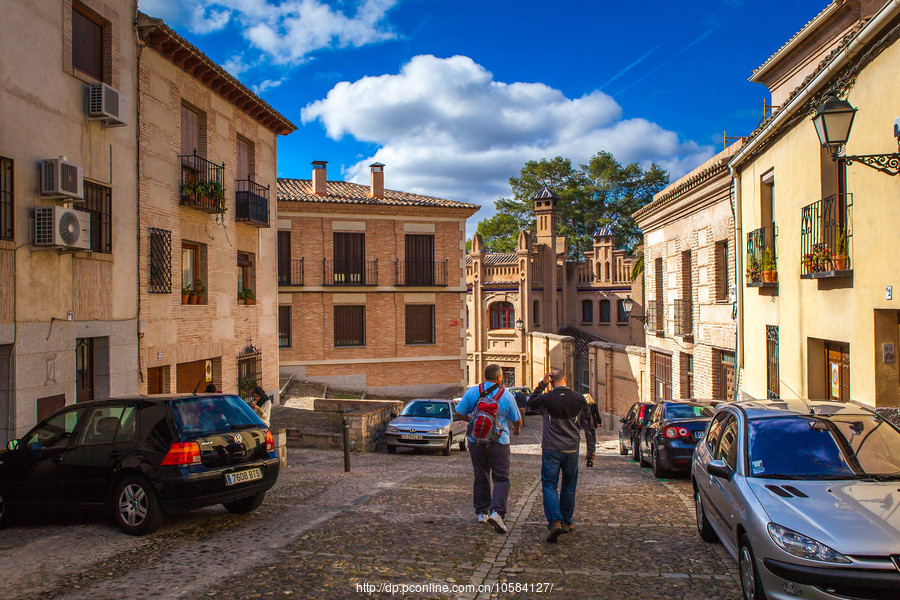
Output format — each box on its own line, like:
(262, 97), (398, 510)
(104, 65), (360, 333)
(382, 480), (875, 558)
(225, 467), (262, 486)
(695, 431), (705, 439)
(401, 434), (423, 440)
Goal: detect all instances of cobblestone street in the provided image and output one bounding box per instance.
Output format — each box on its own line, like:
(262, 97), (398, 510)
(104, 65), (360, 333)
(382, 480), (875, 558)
(0, 416), (739, 599)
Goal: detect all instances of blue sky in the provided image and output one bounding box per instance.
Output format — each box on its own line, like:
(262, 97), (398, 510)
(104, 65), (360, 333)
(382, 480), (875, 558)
(139, 0), (831, 231)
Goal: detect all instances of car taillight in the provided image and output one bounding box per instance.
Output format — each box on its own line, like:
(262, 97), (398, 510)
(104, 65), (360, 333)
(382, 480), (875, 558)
(678, 427), (690, 437)
(638, 405), (646, 420)
(664, 427), (679, 439)
(161, 441), (201, 465)
(265, 430), (274, 452)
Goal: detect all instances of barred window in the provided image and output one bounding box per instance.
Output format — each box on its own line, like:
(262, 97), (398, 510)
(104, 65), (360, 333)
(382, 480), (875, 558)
(278, 305), (292, 348)
(82, 181), (111, 253)
(405, 305), (435, 345)
(148, 228), (171, 293)
(334, 305), (365, 347)
(0, 156), (12, 240)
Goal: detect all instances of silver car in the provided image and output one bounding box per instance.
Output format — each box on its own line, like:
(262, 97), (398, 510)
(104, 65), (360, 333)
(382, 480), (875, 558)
(693, 399), (900, 600)
(385, 399), (468, 456)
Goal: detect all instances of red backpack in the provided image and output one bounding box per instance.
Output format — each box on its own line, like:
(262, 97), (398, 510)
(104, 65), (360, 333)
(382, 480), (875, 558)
(470, 383), (505, 444)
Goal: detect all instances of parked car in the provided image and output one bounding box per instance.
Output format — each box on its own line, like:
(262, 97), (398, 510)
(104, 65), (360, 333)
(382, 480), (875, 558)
(618, 401), (656, 461)
(693, 399), (900, 600)
(637, 401), (716, 477)
(0, 394), (279, 536)
(385, 399), (467, 456)
(507, 386), (538, 415)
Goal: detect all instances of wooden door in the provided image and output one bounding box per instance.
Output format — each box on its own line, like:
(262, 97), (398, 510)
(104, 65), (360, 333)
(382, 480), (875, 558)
(720, 351), (736, 401)
(236, 137), (251, 180)
(278, 231), (291, 284)
(825, 342), (850, 402)
(176, 360), (208, 394)
(148, 367), (165, 394)
(405, 234), (434, 285)
(76, 338), (94, 403)
(651, 350), (672, 402)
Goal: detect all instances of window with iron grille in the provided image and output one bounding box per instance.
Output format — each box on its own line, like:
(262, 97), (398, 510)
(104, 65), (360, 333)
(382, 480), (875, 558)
(501, 367), (516, 387)
(766, 326), (779, 399)
(148, 228), (171, 293)
(82, 181), (111, 253)
(236, 344), (262, 402)
(0, 156), (12, 241)
(681, 353), (693, 399)
(489, 301), (515, 329)
(278, 305), (291, 348)
(405, 305), (435, 345)
(334, 305), (365, 347)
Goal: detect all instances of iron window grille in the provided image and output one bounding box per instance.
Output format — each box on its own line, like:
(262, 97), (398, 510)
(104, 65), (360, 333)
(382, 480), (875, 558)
(800, 193), (852, 278)
(673, 299), (692, 336)
(148, 228), (171, 293)
(746, 226), (778, 287)
(278, 306), (291, 348)
(237, 343), (262, 402)
(180, 151), (226, 214)
(0, 156), (12, 240)
(235, 178), (269, 227)
(323, 259), (378, 286)
(278, 258), (304, 286)
(82, 181), (112, 253)
(646, 300), (661, 332)
(766, 325), (779, 399)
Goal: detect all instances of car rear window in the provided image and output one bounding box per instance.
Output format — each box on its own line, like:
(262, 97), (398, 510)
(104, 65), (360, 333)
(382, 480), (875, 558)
(171, 395), (261, 438)
(400, 401), (451, 419)
(667, 404), (714, 419)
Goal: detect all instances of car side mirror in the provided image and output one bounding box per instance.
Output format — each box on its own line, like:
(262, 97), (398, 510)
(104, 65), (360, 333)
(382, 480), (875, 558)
(707, 459), (733, 480)
(7, 439), (19, 451)
(619, 418), (626, 423)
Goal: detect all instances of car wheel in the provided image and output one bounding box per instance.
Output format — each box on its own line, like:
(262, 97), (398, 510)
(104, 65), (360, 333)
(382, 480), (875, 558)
(631, 437), (640, 462)
(387, 445), (396, 454)
(651, 446), (668, 478)
(638, 444), (649, 467)
(112, 474), (162, 536)
(442, 436), (452, 456)
(618, 434), (628, 456)
(459, 438), (467, 451)
(739, 534), (768, 600)
(694, 487), (718, 543)
(223, 492), (266, 514)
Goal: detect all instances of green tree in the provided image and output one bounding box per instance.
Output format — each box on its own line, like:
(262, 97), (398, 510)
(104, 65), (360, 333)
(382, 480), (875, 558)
(474, 212), (522, 253)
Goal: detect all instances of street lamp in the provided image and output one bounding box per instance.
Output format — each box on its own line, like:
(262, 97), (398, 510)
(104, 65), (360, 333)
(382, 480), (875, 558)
(812, 90), (900, 175)
(622, 296), (648, 323)
(515, 317), (524, 332)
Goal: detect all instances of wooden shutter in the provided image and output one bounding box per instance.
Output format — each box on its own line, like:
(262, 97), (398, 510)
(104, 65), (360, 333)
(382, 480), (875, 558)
(181, 105), (200, 156)
(405, 305), (435, 344)
(278, 306), (292, 348)
(405, 234), (434, 285)
(334, 232), (364, 281)
(334, 305), (365, 346)
(278, 231), (291, 284)
(72, 8), (103, 81)
(237, 137), (251, 180)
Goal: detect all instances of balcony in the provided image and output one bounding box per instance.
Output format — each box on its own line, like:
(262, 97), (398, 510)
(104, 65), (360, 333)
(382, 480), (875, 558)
(395, 260), (448, 286)
(279, 258), (304, 286)
(746, 226), (778, 288)
(800, 193), (852, 279)
(180, 151), (226, 214)
(323, 259), (378, 286)
(235, 179), (269, 227)
(646, 300), (662, 333)
(673, 299), (692, 337)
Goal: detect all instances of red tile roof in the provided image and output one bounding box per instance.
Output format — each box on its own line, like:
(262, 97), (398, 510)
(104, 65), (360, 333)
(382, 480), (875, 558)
(277, 179), (479, 211)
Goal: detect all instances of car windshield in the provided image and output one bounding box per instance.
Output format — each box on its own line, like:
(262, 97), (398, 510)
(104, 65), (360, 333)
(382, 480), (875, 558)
(400, 401), (451, 419)
(667, 404), (713, 419)
(171, 395), (262, 437)
(748, 414), (900, 479)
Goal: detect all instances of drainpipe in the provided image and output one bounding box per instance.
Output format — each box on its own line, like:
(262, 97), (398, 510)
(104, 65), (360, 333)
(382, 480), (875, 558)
(730, 167), (743, 402)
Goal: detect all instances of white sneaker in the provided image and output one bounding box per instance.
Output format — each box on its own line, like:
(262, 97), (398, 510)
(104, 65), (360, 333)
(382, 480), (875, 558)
(477, 513), (488, 523)
(487, 511), (508, 534)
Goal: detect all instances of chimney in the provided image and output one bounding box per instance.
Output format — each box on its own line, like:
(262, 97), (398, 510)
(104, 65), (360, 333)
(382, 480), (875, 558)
(369, 162), (384, 198)
(312, 160), (328, 196)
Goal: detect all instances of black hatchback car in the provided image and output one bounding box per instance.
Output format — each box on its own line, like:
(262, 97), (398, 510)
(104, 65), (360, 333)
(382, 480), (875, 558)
(618, 401), (656, 461)
(0, 394), (279, 535)
(638, 401), (715, 477)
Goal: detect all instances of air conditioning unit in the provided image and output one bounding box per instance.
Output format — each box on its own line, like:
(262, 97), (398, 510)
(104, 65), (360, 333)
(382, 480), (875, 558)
(88, 82), (126, 126)
(33, 206), (91, 250)
(41, 157), (83, 199)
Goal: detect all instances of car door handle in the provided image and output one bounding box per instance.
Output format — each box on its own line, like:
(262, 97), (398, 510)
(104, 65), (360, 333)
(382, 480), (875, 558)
(52, 455), (63, 464)
(109, 451), (122, 460)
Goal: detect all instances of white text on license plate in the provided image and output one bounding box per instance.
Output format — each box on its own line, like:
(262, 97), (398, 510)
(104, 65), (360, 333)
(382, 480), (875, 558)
(401, 434), (423, 440)
(225, 468), (262, 486)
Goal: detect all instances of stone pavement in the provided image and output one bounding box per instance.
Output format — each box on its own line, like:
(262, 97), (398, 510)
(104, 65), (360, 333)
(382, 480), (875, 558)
(0, 416), (739, 599)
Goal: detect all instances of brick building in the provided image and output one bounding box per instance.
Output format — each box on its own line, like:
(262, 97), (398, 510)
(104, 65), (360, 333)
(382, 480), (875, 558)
(466, 188), (643, 391)
(633, 143), (740, 403)
(135, 13), (296, 400)
(276, 162), (478, 397)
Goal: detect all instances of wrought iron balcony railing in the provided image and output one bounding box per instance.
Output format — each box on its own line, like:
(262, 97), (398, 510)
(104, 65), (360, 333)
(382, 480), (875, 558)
(800, 193), (852, 278)
(180, 151), (226, 213)
(279, 258), (304, 286)
(323, 258), (378, 286)
(395, 260), (448, 286)
(673, 299), (692, 336)
(235, 178), (269, 227)
(746, 226), (778, 287)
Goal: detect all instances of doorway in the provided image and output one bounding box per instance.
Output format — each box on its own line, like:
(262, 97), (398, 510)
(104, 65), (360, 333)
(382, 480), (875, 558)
(76, 338), (94, 403)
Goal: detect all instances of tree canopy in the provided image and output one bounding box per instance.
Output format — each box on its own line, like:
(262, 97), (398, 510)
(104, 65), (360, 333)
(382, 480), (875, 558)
(475, 152), (668, 257)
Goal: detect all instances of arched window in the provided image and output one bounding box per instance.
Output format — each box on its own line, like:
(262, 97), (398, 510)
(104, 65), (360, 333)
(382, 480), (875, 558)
(581, 300), (593, 323)
(599, 299), (611, 323)
(533, 299), (540, 326)
(605, 262), (611, 281)
(489, 301), (515, 329)
(617, 299), (628, 322)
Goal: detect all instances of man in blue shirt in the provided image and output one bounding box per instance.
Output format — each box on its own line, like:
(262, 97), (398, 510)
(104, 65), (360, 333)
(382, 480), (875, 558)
(456, 363), (522, 534)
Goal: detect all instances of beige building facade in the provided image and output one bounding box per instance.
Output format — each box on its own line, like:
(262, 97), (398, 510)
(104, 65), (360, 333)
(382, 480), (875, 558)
(634, 143), (741, 403)
(0, 0), (140, 443)
(135, 14), (295, 401)
(276, 162), (478, 397)
(733, 0), (900, 414)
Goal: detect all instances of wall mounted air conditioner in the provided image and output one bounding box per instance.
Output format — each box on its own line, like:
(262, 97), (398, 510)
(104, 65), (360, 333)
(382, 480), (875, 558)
(40, 156), (84, 199)
(33, 206), (91, 250)
(88, 82), (126, 126)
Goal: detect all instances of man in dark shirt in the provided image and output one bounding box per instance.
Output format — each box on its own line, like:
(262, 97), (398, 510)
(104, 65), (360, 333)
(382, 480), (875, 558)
(527, 368), (587, 543)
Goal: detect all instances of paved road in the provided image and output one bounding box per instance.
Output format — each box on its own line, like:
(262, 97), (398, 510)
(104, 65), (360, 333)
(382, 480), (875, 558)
(0, 416), (739, 599)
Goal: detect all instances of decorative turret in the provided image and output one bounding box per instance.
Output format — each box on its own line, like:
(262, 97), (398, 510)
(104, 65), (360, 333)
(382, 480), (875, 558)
(592, 223), (616, 282)
(534, 187), (558, 246)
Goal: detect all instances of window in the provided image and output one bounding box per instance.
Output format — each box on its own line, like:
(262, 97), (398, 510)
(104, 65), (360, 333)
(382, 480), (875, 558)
(705, 412), (729, 454)
(651, 350), (672, 402)
(278, 305), (291, 348)
(715, 240), (729, 301)
(77, 405), (136, 446)
(489, 301), (515, 329)
(501, 367), (515, 387)
(581, 300), (593, 323)
(181, 104), (202, 156)
(599, 299), (611, 323)
(719, 350), (736, 401)
(533, 300), (540, 326)
(82, 181), (111, 253)
(680, 353), (693, 399)
(182, 241), (207, 304)
(149, 228), (171, 293)
(236, 345), (262, 401)
(0, 156), (12, 240)
(237, 252), (255, 301)
(334, 305), (365, 347)
(236, 136), (254, 181)
(766, 326), (779, 399)
(617, 299), (628, 323)
(404, 234), (435, 285)
(24, 408), (87, 450)
(332, 232), (365, 284)
(76, 338), (94, 403)
(278, 231), (291, 285)
(716, 416), (739, 471)
(36, 394), (66, 423)
(405, 305), (435, 345)
(72, 5), (104, 82)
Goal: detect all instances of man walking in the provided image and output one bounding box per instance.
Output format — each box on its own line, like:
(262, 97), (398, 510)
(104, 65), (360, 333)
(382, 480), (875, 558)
(527, 368), (587, 543)
(456, 364), (522, 534)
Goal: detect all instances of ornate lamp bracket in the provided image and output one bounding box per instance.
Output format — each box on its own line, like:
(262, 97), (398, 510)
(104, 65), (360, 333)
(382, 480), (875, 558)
(841, 153), (900, 176)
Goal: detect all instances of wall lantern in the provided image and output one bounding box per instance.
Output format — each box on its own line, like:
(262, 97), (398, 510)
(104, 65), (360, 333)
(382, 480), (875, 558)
(622, 296), (648, 324)
(812, 90), (900, 175)
(515, 317), (524, 332)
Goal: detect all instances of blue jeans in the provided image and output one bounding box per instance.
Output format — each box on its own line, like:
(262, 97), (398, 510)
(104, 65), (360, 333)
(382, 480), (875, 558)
(541, 450), (579, 527)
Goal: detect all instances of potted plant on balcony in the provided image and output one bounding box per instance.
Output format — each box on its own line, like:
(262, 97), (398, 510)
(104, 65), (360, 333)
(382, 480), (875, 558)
(193, 278), (206, 304)
(802, 252), (815, 274)
(242, 288), (256, 305)
(181, 180), (199, 203)
(761, 247), (776, 283)
(237, 289), (246, 305)
(198, 181), (226, 214)
(181, 283), (192, 304)
(745, 256), (760, 283)
(812, 243), (832, 272)
(834, 231), (848, 270)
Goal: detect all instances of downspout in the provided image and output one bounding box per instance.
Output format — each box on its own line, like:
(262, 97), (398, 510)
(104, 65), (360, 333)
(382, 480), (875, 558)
(729, 167), (743, 402)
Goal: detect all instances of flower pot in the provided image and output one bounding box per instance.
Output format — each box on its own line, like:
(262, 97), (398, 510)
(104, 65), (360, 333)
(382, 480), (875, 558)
(181, 294), (190, 304)
(833, 254), (848, 270)
(188, 294), (198, 305)
(246, 298), (255, 305)
(238, 298), (245, 305)
(199, 295), (206, 305)
(802, 258), (813, 274)
(762, 270), (776, 283)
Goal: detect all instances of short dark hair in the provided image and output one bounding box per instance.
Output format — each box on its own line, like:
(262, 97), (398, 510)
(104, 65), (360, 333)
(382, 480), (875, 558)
(549, 368), (565, 386)
(204, 383), (218, 393)
(252, 386), (267, 399)
(484, 363), (503, 382)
